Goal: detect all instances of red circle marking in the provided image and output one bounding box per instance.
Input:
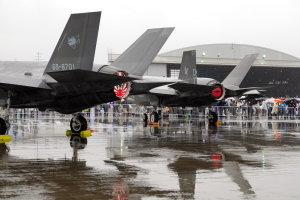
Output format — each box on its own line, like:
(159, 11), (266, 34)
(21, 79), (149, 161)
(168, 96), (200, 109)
(212, 87), (223, 98)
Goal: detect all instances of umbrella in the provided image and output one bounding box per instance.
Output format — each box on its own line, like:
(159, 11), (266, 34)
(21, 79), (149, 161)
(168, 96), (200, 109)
(226, 97), (236, 101)
(264, 98), (275, 103)
(284, 98), (299, 104)
(274, 99), (283, 103)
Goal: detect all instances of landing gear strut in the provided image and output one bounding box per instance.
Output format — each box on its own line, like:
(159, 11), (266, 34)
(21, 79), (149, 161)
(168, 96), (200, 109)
(0, 92), (12, 135)
(208, 110), (218, 125)
(142, 113), (148, 122)
(70, 114), (88, 133)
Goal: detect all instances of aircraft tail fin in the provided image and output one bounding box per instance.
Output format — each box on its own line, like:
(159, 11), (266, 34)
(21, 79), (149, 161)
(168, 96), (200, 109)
(178, 50), (197, 84)
(221, 53), (259, 87)
(111, 27), (174, 77)
(44, 12), (101, 75)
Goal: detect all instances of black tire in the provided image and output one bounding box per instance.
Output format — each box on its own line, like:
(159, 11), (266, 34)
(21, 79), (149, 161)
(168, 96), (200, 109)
(70, 115), (88, 133)
(142, 113), (148, 121)
(0, 118), (7, 135)
(150, 112), (159, 123)
(208, 111), (218, 125)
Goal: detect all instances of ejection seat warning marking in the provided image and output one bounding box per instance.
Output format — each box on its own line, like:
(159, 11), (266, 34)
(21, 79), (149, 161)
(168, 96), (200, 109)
(52, 63), (75, 71)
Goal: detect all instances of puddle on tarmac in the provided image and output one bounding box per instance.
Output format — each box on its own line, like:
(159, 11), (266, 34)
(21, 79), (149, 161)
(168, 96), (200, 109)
(1, 116), (300, 199)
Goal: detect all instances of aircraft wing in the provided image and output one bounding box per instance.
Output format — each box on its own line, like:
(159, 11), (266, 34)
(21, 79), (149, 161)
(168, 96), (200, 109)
(0, 75), (51, 90)
(46, 69), (139, 95)
(131, 81), (175, 94)
(47, 69), (136, 83)
(169, 82), (218, 94)
(225, 86), (272, 97)
(149, 86), (177, 96)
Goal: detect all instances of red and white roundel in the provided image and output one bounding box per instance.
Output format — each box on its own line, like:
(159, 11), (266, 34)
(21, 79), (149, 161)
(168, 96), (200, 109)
(212, 87), (223, 99)
(114, 71), (132, 99)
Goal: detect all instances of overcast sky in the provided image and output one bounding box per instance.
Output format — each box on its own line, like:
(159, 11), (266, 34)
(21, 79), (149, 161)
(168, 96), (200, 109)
(1, 0), (300, 64)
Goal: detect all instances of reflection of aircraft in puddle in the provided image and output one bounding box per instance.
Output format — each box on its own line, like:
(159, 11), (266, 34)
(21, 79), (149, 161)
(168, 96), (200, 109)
(0, 142), (121, 199)
(168, 148), (257, 199)
(106, 119), (261, 199)
(164, 130), (258, 199)
(0, 143), (10, 165)
(65, 129), (92, 164)
(105, 160), (169, 199)
(105, 118), (300, 199)
(225, 120), (300, 143)
(0, 134), (11, 165)
(112, 180), (129, 200)
(70, 135), (87, 149)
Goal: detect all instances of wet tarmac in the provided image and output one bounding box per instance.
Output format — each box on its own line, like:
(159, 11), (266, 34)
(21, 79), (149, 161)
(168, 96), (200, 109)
(1, 115), (300, 199)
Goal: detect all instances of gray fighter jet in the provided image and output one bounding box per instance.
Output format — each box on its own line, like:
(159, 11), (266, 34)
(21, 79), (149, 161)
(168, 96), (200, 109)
(128, 51), (260, 123)
(0, 11), (174, 134)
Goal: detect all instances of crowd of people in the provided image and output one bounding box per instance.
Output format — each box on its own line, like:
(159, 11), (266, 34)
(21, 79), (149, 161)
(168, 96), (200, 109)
(215, 98), (300, 118)
(87, 97), (300, 119)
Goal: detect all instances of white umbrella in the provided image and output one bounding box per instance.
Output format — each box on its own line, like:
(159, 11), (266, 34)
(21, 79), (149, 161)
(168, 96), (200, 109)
(264, 98), (275, 103)
(226, 97), (237, 101)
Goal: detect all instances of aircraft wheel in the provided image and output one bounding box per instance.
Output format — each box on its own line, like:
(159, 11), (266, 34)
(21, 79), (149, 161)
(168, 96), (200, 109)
(70, 115), (87, 133)
(142, 113), (148, 121)
(0, 118), (7, 135)
(208, 111), (218, 125)
(150, 112), (159, 123)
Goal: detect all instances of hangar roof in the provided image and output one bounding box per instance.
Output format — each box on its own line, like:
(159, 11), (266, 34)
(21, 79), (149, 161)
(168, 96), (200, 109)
(159, 43), (300, 61)
(109, 43), (300, 68)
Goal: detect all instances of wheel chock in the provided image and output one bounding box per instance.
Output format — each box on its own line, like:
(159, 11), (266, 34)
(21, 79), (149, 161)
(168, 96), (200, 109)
(215, 122), (222, 126)
(151, 124), (159, 127)
(66, 130), (92, 138)
(66, 130), (72, 137)
(0, 135), (11, 143)
(148, 122), (159, 126)
(80, 130), (92, 138)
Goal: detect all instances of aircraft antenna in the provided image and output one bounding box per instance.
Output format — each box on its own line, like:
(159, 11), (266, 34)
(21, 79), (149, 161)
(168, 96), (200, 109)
(108, 49), (113, 64)
(35, 52), (44, 62)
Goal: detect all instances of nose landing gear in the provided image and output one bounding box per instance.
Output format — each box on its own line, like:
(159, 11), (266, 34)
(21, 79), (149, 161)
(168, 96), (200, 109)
(70, 114), (88, 133)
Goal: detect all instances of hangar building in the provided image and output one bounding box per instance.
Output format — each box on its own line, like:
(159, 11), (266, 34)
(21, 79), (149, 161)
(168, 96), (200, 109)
(109, 43), (300, 98)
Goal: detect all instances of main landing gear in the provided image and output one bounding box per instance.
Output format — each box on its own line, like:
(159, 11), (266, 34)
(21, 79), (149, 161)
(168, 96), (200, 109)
(142, 106), (162, 123)
(0, 92), (13, 135)
(208, 110), (218, 125)
(0, 117), (8, 135)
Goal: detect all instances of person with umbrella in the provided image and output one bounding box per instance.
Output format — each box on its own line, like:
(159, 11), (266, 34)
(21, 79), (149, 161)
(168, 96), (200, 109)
(288, 100), (296, 117)
(279, 101), (287, 119)
(271, 102), (279, 119)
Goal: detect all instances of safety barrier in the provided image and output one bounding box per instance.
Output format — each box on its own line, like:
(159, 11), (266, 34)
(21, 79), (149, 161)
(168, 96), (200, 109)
(213, 105), (299, 118)
(5, 104), (300, 122)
